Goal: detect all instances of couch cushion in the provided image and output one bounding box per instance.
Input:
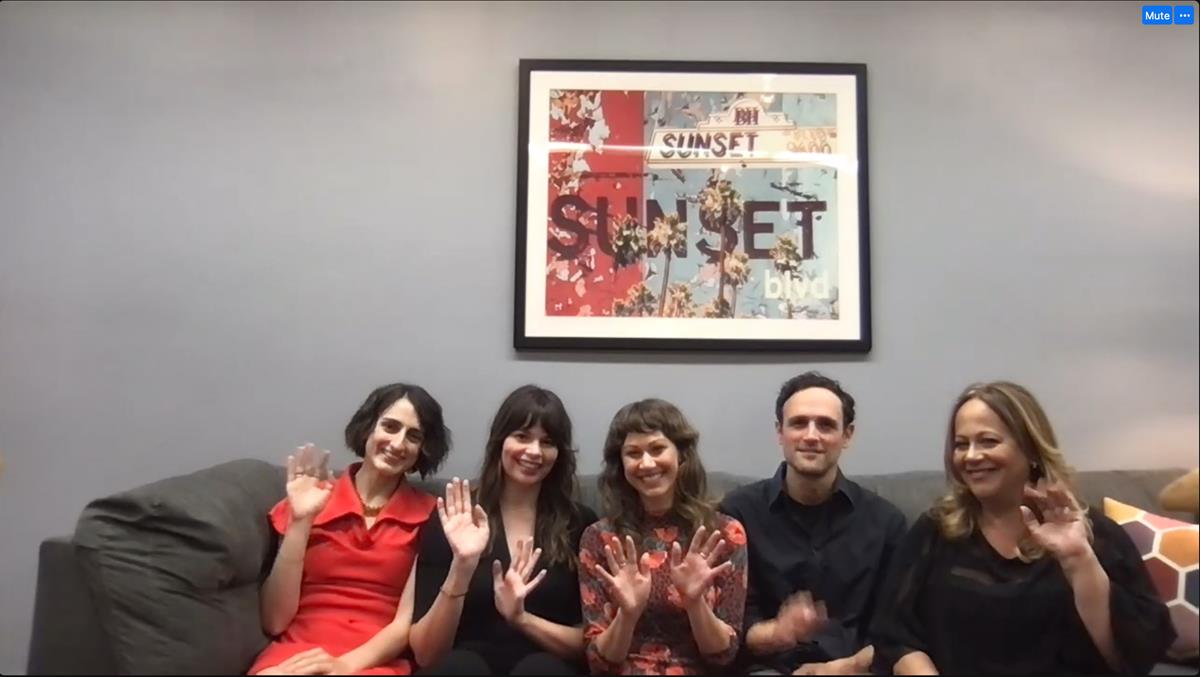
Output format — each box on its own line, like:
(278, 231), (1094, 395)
(73, 459), (286, 674)
(853, 471), (947, 526)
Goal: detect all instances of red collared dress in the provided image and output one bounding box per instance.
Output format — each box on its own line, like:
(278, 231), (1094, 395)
(248, 463), (436, 675)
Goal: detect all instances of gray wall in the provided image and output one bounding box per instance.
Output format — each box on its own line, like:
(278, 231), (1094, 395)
(1, 0), (1196, 671)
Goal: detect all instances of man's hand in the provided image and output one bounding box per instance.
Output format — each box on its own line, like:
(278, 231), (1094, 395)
(794, 645), (874, 675)
(754, 590), (828, 653)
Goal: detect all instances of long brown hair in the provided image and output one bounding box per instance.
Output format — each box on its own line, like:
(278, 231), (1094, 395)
(475, 385), (581, 569)
(931, 381), (1092, 560)
(599, 399), (719, 541)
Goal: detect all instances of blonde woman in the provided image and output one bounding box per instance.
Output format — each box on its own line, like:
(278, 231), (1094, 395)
(870, 381), (1174, 675)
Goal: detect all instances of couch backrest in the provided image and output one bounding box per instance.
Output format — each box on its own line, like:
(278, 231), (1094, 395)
(416, 467), (1195, 527)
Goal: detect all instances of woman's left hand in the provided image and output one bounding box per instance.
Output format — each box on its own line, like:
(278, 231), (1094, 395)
(493, 538), (548, 624)
(668, 526), (733, 605)
(1021, 480), (1091, 562)
(271, 648), (351, 675)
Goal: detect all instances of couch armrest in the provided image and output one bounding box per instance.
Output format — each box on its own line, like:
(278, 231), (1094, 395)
(28, 537), (116, 675)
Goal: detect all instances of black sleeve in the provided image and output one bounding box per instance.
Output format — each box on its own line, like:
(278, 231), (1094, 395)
(869, 512), (939, 673)
(1087, 511), (1177, 674)
(413, 512), (452, 623)
(718, 491), (764, 634)
(859, 505), (909, 650)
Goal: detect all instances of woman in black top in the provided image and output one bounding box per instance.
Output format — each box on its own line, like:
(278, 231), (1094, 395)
(871, 381), (1175, 675)
(409, 385), (597, 675)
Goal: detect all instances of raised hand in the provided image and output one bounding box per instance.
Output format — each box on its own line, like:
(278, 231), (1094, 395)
(1021, 480), (1091, 561)
(493, 538), (548, 623)
(668, 525), (733, 605)
(593, 534), (653, 616)
(437, 478), (490, 564)
(770, 590), (829, 651)
(286, 444), (333, 522)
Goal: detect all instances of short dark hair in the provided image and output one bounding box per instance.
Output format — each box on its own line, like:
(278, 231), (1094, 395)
(775, 371), (856, 427)
(343, 383), (451, 478)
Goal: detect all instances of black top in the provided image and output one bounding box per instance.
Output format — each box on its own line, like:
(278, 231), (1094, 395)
(412, 501), (598, 674)
(718, 463), (908, 672)
(869, 510), (1176, 675)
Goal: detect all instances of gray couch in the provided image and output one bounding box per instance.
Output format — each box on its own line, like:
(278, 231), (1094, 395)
(27, 459), (1194, 675)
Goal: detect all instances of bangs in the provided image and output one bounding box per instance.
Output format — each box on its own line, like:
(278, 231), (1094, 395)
(610, 399), (697, 449)
(492, 386), (574, 451)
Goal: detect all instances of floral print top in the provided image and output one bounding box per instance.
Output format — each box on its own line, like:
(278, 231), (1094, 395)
(579, 512), (749, 675)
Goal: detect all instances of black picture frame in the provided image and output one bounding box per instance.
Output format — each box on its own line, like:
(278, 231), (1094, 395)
(515, 59), (871, 352)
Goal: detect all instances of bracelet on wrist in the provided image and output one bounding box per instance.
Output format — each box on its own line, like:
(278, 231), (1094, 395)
(440, 586), (468, 599)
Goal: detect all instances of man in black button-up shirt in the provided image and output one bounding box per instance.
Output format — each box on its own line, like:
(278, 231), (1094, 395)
(719, 372), (907, 674)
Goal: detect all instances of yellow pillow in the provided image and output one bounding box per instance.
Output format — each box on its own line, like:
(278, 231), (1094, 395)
(1160, 469), (1200, 515)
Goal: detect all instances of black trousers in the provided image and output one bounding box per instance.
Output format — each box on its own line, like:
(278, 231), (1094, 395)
(415, 648), (582, 676)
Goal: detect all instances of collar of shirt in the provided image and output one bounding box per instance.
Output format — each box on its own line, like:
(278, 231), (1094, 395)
(312, 462), (435, 527)
(766, 461), (861, 512)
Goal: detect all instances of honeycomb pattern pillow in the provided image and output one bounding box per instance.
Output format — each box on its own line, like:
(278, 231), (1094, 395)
(1104, 497), (1198, 661)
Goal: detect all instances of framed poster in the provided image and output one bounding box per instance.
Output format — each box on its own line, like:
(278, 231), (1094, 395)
(515, 59), (870, 352)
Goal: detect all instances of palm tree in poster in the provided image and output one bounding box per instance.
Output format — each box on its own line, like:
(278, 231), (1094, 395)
(770, 234), (804, 318)
(614, 282), (658, 317)
(663, 282), (696, 318)
(610, 213), (647, 274)
(770, 233), (802, 276)
(702, 296), (732, 319)
(722, 251), (751, 318)
(646, 214), (688, 317)
(698, 175), (743, 318)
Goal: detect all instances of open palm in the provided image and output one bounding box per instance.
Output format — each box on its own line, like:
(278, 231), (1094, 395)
(286, 444), (332, 521)
(493, 538), (548, 623)
(595, 534), (653, 615)
(669, 526), (732, 604)
(438, 478), (490, 562)
(1022, 481), (1090, 561)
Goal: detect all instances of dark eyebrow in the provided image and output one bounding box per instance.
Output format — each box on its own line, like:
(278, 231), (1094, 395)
(787, 415), (837, 425)
(381, 417), (421, 431)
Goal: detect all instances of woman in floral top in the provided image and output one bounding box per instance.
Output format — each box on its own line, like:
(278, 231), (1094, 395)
(579, 398), (748, 675)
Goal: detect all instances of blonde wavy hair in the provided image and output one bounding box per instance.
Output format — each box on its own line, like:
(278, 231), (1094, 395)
(931, 381), (1093, 561)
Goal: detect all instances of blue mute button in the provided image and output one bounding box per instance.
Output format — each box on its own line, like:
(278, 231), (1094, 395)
(1143, 5), (1173, 23)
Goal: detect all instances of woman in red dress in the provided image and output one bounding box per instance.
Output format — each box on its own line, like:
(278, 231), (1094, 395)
(249, 383), (451, 675)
